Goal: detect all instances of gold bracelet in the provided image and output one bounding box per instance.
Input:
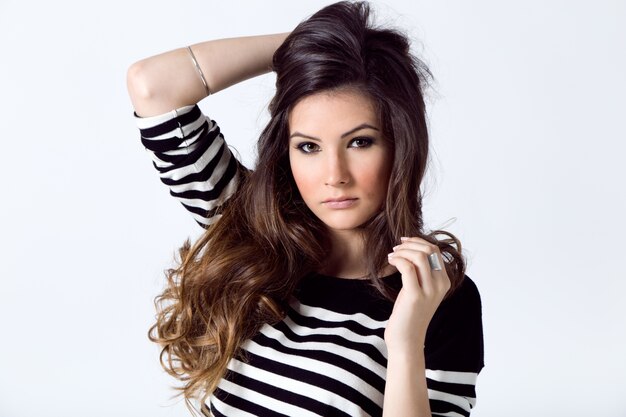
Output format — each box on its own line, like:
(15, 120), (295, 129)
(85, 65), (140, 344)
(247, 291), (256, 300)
(186, 45), (211, 97)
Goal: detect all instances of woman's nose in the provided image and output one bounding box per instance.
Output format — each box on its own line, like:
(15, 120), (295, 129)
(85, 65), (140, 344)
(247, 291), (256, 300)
(324, 152), (351, 186)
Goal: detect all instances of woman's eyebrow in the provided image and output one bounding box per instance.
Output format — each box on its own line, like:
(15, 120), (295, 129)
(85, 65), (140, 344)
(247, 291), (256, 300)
(289, 123), (379, 142)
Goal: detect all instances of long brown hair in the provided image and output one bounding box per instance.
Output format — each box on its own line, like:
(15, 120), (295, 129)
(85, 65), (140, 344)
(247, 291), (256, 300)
(149, 0), (466, 412)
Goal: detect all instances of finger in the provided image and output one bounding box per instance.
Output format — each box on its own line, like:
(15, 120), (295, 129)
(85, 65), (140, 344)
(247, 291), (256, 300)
(393, 250), (452, 303)
(394, 239), (445, 276)
(387, 253), (421, 293)
(390, 248), (437, 294)
(400, 236), (439, 248)
(392, 241), (439, 257)
(398, 237), (439, 253)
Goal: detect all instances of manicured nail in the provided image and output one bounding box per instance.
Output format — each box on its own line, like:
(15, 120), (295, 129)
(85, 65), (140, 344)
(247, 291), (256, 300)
(400, 237), (409, 241)
(387, 253), (395, 258)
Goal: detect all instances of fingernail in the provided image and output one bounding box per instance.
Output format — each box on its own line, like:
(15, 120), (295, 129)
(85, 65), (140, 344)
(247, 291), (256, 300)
(387, 253), (394, 258)
(400, 237), (409, 241)
(392, 245), (399, 251)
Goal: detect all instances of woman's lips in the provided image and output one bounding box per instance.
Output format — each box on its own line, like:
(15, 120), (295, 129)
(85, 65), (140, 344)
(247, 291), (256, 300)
(322, 198), (358, 209)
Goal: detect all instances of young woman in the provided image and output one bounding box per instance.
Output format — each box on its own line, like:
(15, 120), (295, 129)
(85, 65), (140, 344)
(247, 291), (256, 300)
(127, 2), (484, 416)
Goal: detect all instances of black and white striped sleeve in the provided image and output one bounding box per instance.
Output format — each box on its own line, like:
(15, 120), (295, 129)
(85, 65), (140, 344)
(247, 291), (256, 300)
(425, 276), (485, 417)
(134, 104), (248, 229)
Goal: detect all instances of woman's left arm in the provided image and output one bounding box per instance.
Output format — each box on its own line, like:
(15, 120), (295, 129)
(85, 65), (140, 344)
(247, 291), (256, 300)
(384, 237), (484, 416)
(383, 237), (451, 417)
(384, 349), (430, 416)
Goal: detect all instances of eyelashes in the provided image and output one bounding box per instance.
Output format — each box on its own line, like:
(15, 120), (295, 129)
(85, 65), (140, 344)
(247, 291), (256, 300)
(294, 137), (375, 154)
(296, 142), (320, 154)
(350, 137), (374, 148)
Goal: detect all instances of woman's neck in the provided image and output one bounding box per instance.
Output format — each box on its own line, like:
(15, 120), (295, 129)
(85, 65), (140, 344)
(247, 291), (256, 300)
(318, 229), (396, 279)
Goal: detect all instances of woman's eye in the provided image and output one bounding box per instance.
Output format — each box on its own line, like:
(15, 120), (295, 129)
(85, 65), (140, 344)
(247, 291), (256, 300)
(296, 142), (320, 153)
(350, 137), (374, 148)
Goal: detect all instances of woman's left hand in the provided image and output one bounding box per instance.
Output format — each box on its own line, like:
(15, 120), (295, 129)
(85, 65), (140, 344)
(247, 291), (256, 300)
(384, 237), (451, 356)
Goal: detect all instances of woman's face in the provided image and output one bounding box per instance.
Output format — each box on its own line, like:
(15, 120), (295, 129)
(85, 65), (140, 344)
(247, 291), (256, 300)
(288, 89), (393, 232)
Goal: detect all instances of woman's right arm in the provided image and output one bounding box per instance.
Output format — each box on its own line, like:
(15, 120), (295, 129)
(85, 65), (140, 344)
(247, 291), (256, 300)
(127, 32), (290, 117)
(127, 33), (290, 229)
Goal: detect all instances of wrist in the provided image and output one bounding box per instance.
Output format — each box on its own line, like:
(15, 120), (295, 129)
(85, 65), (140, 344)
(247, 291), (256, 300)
(386, 334), (426, 361)
(386, 346), (425, 364)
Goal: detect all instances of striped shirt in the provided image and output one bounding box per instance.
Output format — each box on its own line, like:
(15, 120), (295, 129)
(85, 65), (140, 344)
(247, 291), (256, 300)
(134, 104), (245, 229)
(134, 104), (485, 416)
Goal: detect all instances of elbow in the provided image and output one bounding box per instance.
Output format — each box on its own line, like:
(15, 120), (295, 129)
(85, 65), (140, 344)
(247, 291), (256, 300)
(126, 60), (156, 108)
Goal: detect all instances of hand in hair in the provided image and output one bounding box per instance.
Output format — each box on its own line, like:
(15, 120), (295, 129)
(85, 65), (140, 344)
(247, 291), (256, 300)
(385, 237), (451, 354)
(383, 237), (451, 415)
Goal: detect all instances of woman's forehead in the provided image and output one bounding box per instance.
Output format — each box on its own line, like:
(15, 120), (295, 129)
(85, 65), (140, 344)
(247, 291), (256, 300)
(288, 90), (379, 137)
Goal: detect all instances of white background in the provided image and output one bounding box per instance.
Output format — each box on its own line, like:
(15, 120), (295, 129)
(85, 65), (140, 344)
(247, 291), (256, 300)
(1, 0), (625, 416)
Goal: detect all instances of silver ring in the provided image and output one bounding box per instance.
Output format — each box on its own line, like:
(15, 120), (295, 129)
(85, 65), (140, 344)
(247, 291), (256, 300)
(428, 252), (442, 271)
